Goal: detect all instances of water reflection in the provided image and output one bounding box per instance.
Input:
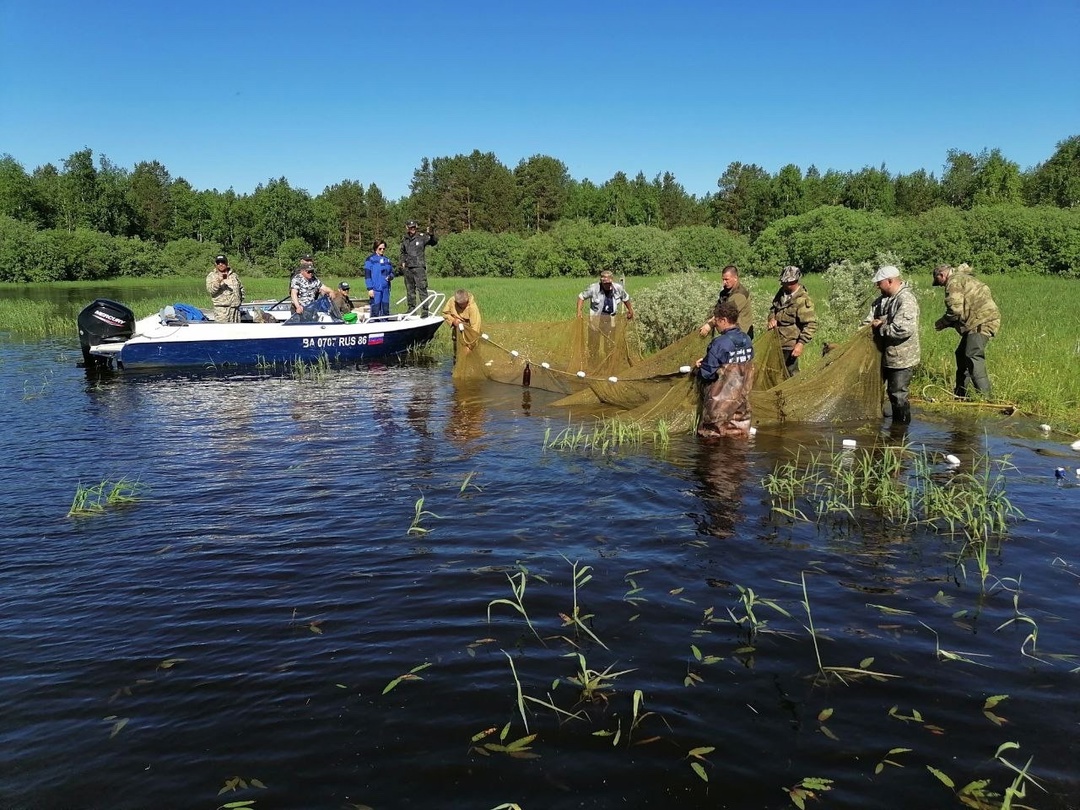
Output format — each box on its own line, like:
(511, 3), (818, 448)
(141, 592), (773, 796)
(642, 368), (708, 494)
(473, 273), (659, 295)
(694, 438), (753, 540)
(446, 381), (487, 449)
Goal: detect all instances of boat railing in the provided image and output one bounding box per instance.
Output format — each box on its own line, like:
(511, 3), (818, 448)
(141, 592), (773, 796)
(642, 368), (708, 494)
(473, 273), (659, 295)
(372, 291), (445, 323)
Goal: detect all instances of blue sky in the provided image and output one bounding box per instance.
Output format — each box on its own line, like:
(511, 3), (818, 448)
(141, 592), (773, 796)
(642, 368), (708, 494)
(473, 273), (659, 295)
(2, 0), (1077, 200)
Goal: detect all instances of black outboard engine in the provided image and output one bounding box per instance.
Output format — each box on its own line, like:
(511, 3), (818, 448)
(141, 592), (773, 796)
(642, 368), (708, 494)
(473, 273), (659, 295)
(78, 299), (135, 368)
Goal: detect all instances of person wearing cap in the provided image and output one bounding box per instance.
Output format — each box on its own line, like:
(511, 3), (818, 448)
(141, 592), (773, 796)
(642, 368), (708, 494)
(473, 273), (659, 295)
(205, 254), (244, 323)
(767, 265), (817, 375)
(699, 264), (753, 339)
(399, 220), (438, 316)
(290, 261), (334, 314)
(577, 270), (635, 359)
(695, 300), (755, 438)
(364, 239), (395, 318)
(932, 263), (1001, 399)
(863, 265), (920, 424)
(288, 254), (316, 292)
(441, 289), (482, 361)
(331, 281), (355, 315)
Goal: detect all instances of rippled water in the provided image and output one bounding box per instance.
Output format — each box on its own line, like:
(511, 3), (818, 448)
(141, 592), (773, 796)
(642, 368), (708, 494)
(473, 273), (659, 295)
(1, 335), (1079, 810)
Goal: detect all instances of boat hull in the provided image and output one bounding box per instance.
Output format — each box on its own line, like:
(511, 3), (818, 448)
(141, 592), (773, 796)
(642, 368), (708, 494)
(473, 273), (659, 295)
(93, 316), (443, 369)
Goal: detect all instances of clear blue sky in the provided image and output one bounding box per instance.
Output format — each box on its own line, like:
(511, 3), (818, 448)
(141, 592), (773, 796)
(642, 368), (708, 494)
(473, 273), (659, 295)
(2, 0), (1077, 200)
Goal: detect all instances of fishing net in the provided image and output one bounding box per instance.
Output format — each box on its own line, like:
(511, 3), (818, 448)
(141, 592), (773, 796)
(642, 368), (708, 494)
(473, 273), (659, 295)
(451, 315), (885, 428)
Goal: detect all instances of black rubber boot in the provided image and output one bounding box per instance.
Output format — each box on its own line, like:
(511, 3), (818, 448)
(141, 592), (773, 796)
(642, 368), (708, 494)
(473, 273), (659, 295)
(893, 403), (911, 424)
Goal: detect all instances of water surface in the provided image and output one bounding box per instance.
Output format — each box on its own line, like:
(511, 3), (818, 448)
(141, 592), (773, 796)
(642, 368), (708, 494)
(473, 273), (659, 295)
(1, 334), (1079, 810)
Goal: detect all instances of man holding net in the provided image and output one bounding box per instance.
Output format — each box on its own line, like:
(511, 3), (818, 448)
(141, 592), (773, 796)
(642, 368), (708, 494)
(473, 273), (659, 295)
(695, 300), (755, 438)
(864, 265), (920, 424)
(767, 265), (817, 375)
(577, 270), (635, 359)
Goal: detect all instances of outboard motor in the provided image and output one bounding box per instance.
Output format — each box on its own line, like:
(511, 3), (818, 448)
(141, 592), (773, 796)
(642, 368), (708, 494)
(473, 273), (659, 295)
(77, 299), (135, 368)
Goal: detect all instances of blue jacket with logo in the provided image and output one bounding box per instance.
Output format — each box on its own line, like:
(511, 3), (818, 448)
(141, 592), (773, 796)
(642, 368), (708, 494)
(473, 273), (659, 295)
(364, 253), (395, 292)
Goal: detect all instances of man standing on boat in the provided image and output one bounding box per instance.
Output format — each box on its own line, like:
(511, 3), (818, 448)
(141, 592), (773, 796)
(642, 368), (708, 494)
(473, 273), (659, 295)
(290, 262), (334, 314)
(206, 254), (244, 323)
(400, 220), (438, 317)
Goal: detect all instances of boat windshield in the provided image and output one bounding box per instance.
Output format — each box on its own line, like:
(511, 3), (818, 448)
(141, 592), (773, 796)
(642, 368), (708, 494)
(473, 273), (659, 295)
(283, 296), (344, 325)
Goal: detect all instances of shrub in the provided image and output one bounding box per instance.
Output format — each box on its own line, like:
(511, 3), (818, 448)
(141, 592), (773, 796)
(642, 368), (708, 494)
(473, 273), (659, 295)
(633, 271), (716, 352)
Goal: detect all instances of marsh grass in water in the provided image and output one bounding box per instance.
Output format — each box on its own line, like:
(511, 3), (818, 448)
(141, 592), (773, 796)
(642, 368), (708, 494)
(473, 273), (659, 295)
(543, 417), (672, 453)
(67, 477), (144, 517)
(763, 441), (1024, 544)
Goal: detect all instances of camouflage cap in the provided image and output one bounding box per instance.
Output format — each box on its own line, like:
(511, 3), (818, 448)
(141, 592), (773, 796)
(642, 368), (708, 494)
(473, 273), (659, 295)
(779, 265), (801, 283)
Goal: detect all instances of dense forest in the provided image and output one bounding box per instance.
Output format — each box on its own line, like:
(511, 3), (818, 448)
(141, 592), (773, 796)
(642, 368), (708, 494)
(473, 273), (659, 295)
(1, 136), (1078, 282)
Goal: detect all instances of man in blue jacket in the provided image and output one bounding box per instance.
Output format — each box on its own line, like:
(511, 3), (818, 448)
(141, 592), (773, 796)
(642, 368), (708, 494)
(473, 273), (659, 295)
(695, 300), (755, 438)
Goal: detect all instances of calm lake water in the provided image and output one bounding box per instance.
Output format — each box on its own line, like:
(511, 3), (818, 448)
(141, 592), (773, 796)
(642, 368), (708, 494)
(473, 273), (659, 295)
(2, 308), (1079, 809)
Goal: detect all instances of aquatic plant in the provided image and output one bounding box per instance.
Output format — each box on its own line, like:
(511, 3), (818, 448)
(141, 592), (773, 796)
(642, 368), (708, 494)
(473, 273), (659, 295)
(558, 557), (608, 650)
(407, 493), (441, 535)
(217, 776), (267, 796)
(727, 583), (792, 642)
(562, 652), (634, 706)
(800, 572), (900, 685)
(543, 417), (673, 453)
(763, 442), (1025, 546)
(783, 776), (835, 809)
(469, 723), (539, 760)
(68, 477), (144, 517)
(289, 354), (331, 381)
(381, 662), (432, 695)
(487, 568), (542, 643)
(927, 741), (1044, 810)
(459, 471), (483, 493)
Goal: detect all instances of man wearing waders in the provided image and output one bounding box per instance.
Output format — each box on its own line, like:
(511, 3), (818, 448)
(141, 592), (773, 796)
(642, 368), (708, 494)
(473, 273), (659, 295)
(400, 220), (438, 317)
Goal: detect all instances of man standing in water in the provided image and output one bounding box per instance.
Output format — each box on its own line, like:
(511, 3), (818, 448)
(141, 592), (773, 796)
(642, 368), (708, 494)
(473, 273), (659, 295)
(206, 254), (244, 323)
(695, 300), (755, 438)
(400, 220), (438, 316)
(864, 265), (920, 424)
(932, 263), (1000, 399)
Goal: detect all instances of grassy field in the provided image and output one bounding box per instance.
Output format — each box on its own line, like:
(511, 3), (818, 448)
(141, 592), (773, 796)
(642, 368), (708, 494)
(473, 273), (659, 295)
(2, 272), (1077, 432)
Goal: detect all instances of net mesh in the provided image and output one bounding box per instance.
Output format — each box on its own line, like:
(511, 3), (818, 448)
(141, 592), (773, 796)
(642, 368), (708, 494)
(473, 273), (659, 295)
(451, 316), (884, 428)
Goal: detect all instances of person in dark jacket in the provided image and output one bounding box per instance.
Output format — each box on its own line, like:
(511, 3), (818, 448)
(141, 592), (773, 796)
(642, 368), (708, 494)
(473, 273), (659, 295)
(695, 300), (755, 438)
(400, 220), (438, 316)
(364, 240), (395, 317)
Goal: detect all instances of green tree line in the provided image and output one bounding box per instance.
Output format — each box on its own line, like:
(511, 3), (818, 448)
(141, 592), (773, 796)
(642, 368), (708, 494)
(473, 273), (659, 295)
(0, 136), (1077, 282)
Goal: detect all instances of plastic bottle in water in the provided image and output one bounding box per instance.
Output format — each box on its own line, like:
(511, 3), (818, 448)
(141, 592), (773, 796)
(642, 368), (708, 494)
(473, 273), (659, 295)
(522, 361), (532, 388)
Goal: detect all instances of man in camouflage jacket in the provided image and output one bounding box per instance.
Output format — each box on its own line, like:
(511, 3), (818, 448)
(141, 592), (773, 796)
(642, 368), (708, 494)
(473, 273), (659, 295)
(767, 265), (817, 375)
(864, 265), (920, 423)
(932, 263), (1001, 398)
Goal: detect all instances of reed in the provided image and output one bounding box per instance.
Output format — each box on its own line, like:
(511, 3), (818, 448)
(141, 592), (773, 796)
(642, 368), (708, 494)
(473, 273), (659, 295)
(407, 493), (441, 536)
(543, 417), (672, 453)
(763, 442), (1025, 545)
(68, 477), (144, 517)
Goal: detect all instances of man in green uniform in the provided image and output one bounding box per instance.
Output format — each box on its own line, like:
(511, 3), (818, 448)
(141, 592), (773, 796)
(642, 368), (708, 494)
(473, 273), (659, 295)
(932, 263), (1001, 398)
(767, 265), (817, 375)
(699, 264), (754, 339)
